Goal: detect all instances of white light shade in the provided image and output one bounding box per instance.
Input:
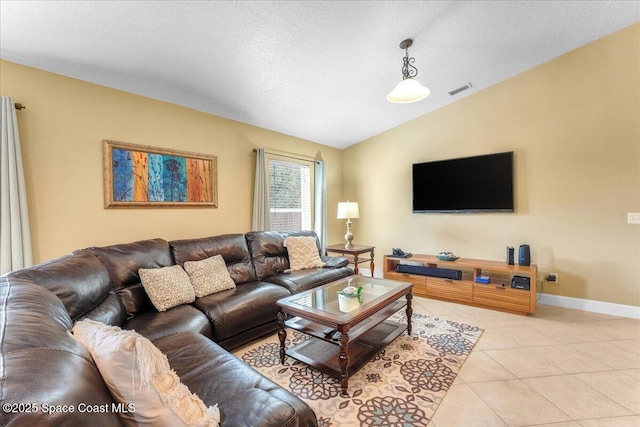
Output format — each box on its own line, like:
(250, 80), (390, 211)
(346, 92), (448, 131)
(337, 201), (360, 219)
(386, 78), (430, 103)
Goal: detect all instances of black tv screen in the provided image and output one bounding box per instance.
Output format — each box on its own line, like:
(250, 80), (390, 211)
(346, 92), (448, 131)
(412, 151), (514, 213)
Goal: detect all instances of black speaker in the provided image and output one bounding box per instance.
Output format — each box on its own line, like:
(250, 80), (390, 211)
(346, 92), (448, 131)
(396, 264), (463, 280)
(506, 246), (514, 265)
(518, 244), (530, 266)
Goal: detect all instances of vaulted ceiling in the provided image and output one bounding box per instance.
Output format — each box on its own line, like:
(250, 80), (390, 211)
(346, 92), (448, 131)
(1, 1), (638, 148)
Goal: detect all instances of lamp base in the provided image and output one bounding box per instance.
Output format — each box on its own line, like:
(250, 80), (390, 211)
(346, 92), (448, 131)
(344, 219), (354, 249)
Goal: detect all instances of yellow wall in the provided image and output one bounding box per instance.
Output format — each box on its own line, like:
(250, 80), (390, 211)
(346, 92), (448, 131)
(343, 24), (640, 306)
(1, 23), (638, 306)
(0, 60), (344, 263)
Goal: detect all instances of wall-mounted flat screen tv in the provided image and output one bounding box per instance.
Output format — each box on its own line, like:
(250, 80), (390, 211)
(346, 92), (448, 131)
(412, 151), (514, 213)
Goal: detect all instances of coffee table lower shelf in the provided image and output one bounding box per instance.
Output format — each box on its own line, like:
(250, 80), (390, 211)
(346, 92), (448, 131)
(284, 320), (406, 386)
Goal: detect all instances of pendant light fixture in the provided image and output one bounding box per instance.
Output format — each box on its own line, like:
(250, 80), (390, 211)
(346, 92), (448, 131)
(386, 39), (430, 103)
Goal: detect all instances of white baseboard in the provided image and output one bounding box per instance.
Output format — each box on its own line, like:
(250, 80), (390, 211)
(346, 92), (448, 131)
(359, 268), (639, 320)
(538, 293), (640, 319)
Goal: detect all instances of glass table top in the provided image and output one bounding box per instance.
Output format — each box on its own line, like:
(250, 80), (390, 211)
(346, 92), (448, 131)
(287, 276), (409, 316)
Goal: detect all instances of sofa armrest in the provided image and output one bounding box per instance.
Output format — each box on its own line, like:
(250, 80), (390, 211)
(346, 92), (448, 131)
(321, 256), (350, 268)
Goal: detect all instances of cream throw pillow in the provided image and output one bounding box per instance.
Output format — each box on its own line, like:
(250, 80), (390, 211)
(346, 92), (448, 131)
(284, 236), (326, 272)
(72, 319), (220, 427)
(139, 265), (196, 312)
(183, 255), (236, 298)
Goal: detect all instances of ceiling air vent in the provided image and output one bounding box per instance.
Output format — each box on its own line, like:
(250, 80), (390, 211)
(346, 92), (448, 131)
(448, 82), (473, 96)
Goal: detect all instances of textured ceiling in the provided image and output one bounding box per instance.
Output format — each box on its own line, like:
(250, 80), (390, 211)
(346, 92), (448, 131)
(1, 1), (639, 149)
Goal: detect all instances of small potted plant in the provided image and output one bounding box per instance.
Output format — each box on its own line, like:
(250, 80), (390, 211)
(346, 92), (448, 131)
(337, 283), (363, 312)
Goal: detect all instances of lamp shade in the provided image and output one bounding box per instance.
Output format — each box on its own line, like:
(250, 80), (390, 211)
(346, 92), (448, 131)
(337, 201), (360, 219)
(386, 78), (430, 103)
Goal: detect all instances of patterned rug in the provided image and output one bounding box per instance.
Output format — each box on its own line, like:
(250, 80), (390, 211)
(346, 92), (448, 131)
(234, 313), (483, 426)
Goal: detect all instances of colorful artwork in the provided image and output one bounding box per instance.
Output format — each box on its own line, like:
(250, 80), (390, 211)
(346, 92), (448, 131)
(103, 140), (217, 208)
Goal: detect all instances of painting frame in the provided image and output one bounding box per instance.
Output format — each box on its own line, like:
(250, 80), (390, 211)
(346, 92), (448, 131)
(103, 140), (218, 208)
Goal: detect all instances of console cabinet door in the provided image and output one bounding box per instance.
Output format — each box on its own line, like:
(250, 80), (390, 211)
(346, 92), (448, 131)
(426, 278), (473, 303)
(473, 283), (530, 313)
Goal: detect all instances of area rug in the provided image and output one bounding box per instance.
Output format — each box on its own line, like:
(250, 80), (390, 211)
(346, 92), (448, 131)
(234, 313), (483, 426)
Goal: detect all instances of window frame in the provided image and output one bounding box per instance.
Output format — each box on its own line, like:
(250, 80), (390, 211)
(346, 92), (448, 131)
(265, 152), (316, 232)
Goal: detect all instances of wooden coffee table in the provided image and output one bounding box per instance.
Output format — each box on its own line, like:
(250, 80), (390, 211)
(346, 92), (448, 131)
(276, 275), (413, 396)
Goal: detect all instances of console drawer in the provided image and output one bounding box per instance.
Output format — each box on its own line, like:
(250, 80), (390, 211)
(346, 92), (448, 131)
(473, 283), (530, 312)
(426, 278), (473, 302)
(385, 271), (426, 296)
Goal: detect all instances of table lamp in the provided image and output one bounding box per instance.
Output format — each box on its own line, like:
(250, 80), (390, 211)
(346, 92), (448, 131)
(337, 201), (360, 249)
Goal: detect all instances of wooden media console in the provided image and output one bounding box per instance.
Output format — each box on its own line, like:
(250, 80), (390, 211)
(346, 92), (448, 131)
(383, 254), (537, 315)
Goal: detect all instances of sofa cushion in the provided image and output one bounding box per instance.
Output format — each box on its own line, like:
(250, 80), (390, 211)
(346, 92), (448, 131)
(170, 234), (257, 284)
(0, 278), (85, 354)
(123, 304), (213, 342)
(5, 250), (127, 324)
(154, 331), (317, 427)
(215, 320), (281, 351)
(73, 319), (220, 427)
(246, 230), (321, 280)
(263, 267), (354, 295)
(284, 236), (326, 272)
(75, 290), (130, 325)
(192, 281), (290, 342)
(88, 238), (173, 318)
(139, 265), (196, 311)
(184, 255), (236, 297)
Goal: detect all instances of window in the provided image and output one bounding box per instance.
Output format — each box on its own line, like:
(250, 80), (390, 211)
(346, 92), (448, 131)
(267, 155), (315, 232)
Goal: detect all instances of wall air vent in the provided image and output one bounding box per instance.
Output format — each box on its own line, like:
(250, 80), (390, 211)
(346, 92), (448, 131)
(448, 82), (473, 96)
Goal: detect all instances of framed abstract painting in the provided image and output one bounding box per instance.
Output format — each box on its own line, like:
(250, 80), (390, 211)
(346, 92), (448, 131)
(103, 140), (217, 208)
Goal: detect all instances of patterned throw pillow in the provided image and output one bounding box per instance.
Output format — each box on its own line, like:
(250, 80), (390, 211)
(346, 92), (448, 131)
(183, 255), (236, 298)
(72, 319), (220, 427)
(284, 236), (326, 272)
(139, 265), (196, 312)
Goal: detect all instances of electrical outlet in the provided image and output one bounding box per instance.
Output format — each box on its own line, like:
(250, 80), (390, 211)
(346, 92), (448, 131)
(546, 273), (558, 283)
(628, 213), (640, 224)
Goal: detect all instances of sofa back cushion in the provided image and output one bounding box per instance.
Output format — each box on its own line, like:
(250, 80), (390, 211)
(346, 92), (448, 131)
(169, 234), (257, 284)
(5, 250), (127, 325)
(245, 230), (321, 280)
(88, 238), (173, 319)
(0, 279), (122, 426)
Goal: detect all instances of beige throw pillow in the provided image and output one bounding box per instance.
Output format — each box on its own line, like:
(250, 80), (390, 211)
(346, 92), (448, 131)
(284, 236), (326, 272)
(72, 319), (220, 427)
(183, 255), (236, 298)
(139, 265), (196, 312)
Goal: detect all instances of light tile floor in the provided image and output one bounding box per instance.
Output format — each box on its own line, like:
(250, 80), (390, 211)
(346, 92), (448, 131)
(408, 296), (640, 427)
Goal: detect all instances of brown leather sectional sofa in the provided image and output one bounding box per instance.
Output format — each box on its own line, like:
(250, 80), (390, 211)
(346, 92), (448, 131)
(0, 230), (352, 426)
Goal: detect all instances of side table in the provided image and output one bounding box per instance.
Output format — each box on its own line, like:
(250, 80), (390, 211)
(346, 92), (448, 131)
(325, 244), (375, 277)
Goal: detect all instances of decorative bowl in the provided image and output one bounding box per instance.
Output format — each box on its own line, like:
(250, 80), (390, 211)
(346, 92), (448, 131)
(437, 252), (459, 261)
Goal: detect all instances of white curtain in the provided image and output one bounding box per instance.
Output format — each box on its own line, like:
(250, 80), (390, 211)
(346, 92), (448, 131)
(251, 148), (271, 231)
(314, 159), (327, 253)
(1, 97), (32, 274)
